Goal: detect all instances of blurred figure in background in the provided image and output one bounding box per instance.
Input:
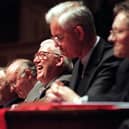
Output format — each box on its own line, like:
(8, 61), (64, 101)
(0, 67), (17, 108)
(112, 1), (129, 129)
(25, 39), (73, 102)
(6, 58), (37, 106)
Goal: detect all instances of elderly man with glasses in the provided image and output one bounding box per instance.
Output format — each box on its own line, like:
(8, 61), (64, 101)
(25, 39), (73, 102)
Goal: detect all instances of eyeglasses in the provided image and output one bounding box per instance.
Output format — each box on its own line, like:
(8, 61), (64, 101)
(52, 34), (64, 43)
(110, 28), (129, 35)
(34, 51), (61, 60)
(51, 25), (79, 43)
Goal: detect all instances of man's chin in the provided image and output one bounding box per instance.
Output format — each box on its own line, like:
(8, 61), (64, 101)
(114, 52), (125, 58)
(37, 76), (42, 81)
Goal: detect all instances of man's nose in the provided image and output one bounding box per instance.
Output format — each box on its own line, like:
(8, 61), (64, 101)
(10, 86), (15, 92)
(33, 56), (40, 64)
(107, 33), (116, 43)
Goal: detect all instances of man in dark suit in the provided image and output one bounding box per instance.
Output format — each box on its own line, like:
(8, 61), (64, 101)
(25, 39), (72, 102)
(69, 38), (120, 97)
(44, 1), (121, 100)
(105, 2), (129, 128)
(45, 1), (129, 103)
(87, 59), (129, 101)
(99, 0), (129, 102)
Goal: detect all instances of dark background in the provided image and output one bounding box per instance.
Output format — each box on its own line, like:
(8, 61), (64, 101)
(0, 0), (123, 43)
(0, 0), (20, 42)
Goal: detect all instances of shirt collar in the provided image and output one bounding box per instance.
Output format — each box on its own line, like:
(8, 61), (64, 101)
(81, 36), (100, 65)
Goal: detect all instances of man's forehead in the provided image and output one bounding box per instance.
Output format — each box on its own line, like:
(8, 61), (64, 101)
(40, 39), (55, 49)
(39, 39), (61, 54)
(113, 12), (128, 28)
(39, 44), (55, 52)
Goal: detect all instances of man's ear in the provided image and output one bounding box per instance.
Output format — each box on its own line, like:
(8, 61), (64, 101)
(56, 56), (64, 67)
(74, 25), (84, 41)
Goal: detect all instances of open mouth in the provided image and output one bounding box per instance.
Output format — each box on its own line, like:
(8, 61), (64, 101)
(37, 65), (43, 70)
(37, 65), (44, 73)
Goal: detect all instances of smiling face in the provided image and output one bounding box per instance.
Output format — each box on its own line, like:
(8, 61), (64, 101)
(108, 12), (129, 58)
(33, 39), (62, 84)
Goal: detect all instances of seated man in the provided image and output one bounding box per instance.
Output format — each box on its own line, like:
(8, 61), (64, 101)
(45, 1), (122, 98)
(6, 58), (37, 107)
(44, 0), (129, 103)
(25, 39), (73, 102)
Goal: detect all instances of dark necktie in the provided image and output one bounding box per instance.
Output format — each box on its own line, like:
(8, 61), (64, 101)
(78, 60), (84, 79)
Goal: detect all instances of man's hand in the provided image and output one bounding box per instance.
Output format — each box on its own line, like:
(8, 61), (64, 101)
(45, 80), (81, 103)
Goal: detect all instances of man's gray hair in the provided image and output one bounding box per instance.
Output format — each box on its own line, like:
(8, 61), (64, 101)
(45, 1), (96, 41)
(7, 59), (37, 77)
(40, 39), (61, 55)
(40, 39), (73, 73)
(113, 1), (129, 27)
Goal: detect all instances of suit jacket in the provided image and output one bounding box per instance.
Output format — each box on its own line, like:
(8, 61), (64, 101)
(114, 63), (129, 129)
(2, 97), (24, 108)
(70, 38), (122, 97)
(25, 74), (72, 102)
(88, 59), (129, 101)
(118, 119), (129, 129)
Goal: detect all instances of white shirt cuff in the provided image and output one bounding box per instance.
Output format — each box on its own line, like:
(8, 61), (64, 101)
(80, 95), (88, 103)
(73, 95), (88, 104)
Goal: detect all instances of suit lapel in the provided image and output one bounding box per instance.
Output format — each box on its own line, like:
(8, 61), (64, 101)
(33, 83), (45, 101)
(70, 38), (113, 96)
(85, 38), (106, 72)
(115, 59), (129, 100)
(39, 79), (56, 99)
(116, 59), (129, 89)
(25, 81), (44, 102)
(79, 39), (106, 94)
(70, 59), (83, 90)
(76, 38), (110, 95)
